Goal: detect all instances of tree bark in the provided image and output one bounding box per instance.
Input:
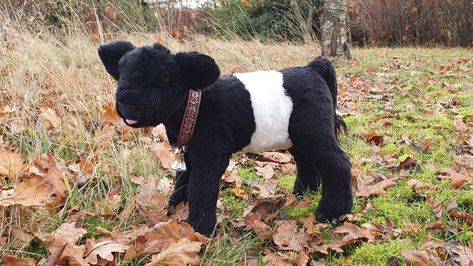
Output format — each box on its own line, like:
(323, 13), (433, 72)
(321, 0), (352, 60)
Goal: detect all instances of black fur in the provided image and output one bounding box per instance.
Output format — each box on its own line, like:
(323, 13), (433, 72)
(98, 42), (353, 236)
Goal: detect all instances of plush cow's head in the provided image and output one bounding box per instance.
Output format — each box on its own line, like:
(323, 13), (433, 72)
(98, 42), (220, 127)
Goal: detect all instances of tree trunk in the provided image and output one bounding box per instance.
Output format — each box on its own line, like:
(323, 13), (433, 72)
(321, 0), (352, 60)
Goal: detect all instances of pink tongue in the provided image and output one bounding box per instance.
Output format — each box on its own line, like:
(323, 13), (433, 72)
(126, 119), (138, 125)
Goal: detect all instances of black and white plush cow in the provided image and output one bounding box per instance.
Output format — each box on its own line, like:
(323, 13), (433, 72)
(98, 42), (353, 236)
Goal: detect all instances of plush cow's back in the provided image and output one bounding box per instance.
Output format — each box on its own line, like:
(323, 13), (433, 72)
(234, 70), (294, 152)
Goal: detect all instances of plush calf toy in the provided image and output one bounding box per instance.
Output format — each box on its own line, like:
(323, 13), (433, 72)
(98, 42), (353, 236)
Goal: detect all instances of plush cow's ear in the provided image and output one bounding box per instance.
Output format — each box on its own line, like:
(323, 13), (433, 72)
(98, 41), (135, 80)
(174, 52), (220, 89)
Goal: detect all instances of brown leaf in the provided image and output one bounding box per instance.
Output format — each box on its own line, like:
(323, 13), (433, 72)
(258, 152), (292, 164)
(244, 212), (273, 241)
(332, 222), (378, 243)
(136, 190), (168, 224)
(0, 176), (56, 207)
(272, 220), (311, 251)
(250, 197), (286, 221)
(3, 253), (37, 266)
(257, 178), (279, 198)
(426, 196), (443, 218)
(448, 209), (473, 225)
(454, 115), (469, 133)
(280, 163), (296, 175)
(401, 220), (422, 233)
(119, 197), (136, 221)
(397, 156), (417, 170)
(450, 245), (473, 265)
(39, 107), (62, 131)
(222, 171), (242, 188)
(356, 177), (399, 197)
(0, 150), (28, 178)
(298, 214), (328, 236)
(407, 179), (436, 191)
(438, 168), (472, 189)
(10, 229), (34, 248)
(168, 202), (189, 222)
(101, 103), (120, 124)
(365, 133), (384, 146)
(255, 164), (275, 179)
(41, 243), (66, 266)
(84, 239), (128, 265)
(36, 222), (87, 266)
(262, 252), (293, 266)
(147, 238), (202, 266)
(402, 250), (443, 265)
(453, 154), (473, 169)
(150, 143), (174, 170)
(124, 220), (208, 260)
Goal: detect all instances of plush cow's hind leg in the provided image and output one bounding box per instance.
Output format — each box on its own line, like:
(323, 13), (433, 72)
(289, 89), (353, 222)
(290, 148), (321, 196)
(293, 137), (353, 222)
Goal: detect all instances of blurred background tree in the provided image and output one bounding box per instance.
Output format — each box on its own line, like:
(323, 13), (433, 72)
(2, 0), (471, 47)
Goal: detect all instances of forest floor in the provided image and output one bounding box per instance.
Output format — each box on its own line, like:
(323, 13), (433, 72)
(1, 25), (472, 265)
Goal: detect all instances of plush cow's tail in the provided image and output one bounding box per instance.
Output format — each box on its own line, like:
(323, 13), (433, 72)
(307, 56), (347, 138)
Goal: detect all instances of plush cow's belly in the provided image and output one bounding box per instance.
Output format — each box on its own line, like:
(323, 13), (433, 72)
(234, 70), (293, 153)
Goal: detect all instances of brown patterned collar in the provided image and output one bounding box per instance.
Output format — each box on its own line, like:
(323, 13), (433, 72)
(176, 89), (202, 148)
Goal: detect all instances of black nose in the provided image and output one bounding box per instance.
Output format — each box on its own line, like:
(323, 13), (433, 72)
(116, 101), (144, 119)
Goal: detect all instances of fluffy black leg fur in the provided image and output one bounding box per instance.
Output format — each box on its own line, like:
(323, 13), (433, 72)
(168, 152), (190, 207)
(290, 148), (321, 196)
(288, 89), (353, 223)
(185, 126), (233, 236)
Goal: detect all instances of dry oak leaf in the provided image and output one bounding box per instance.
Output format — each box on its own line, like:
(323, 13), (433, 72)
(262, 251), (309, 266)
(39, 106), (62, 131)
(332, 222), (379, 244)
(397, 156), (418, 170)
(262, 252), (293, 266)
(222, 171), (242, 188)
(101, 103), (121, 124)
(402, 250), (444, 265)
(0, 150), (28, 177)
(257, 178), (279, 198)
(41, 243), (66, 266)
(450, 245), (473, 265)
(258, 152), (292, 164)
(272, 220), (311, 251)
(298, 214), (329, 236)
(124, 220), (208, 260)
(146, 238), (202, 266)
(244, 212), (273, 241)
(0, 153), (70, 207)
(255, 163), (275, 179)
(356, 177), (400, 197)
(28, 153), (69, 203)
(454, 115), (469, 133)
(36, 222), (87, 266)
(426, 196), (444, 218)
(3, 253), (37, 266)
(407, 179), (436, 191)
(167, 201), (189, 222)
(438, 168), (472, 189)
(0, 176), (57, 207)
(453, 154), (473, 169)
(84, 239), (128, 265)
(150, 143), (174, 170)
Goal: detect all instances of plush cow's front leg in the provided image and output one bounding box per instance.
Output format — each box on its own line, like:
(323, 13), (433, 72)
(186, 128), (233, 236)
(168, 152), (191, 207)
